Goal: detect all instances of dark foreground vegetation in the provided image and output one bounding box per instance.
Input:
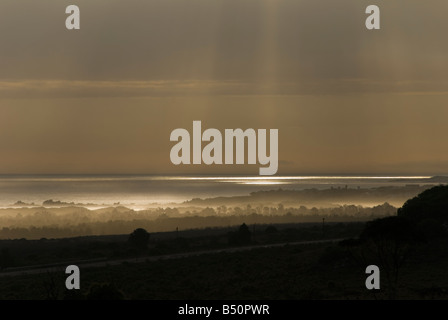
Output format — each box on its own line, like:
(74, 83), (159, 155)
(1, 185), (448, 300)
(2, 236), (448, 300)
(0, 222), (362, 270)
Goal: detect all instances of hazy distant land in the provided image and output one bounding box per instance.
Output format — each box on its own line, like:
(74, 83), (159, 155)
(0, 184), (439, 239)
(184, 183), (435, 207)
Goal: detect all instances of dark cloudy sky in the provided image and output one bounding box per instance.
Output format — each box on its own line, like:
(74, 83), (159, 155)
(1, 0), (447, 175)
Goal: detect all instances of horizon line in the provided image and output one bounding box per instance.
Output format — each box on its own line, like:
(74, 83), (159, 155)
(0, 174), (442, 181)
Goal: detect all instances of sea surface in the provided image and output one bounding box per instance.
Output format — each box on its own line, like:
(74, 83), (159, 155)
(0, 175), (440, 210)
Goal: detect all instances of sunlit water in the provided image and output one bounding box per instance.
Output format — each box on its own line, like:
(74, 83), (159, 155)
(0, 174), (440, 210)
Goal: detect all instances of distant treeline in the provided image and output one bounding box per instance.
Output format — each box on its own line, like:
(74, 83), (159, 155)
(0, 202), (396, 239)
(186, 185), (433, 207)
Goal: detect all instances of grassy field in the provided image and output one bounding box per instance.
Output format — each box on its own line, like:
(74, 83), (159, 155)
(1, 221), (448, 300)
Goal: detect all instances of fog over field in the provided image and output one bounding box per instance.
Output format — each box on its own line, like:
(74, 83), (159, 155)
(0, 183), (437, 239)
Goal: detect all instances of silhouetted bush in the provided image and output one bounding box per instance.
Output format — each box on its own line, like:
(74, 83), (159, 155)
(349, 216), (425, 299)
(228, 223), (252, 246)
(128, 228), (150, 251)
(238, 223), (251, 244)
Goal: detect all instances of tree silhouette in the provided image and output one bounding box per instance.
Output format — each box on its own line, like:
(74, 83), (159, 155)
(343, 216), (424, 299)
(229, 223), (252, 246)
(128, 228), (150, 251)
(238, 223), (251, 244)
(398, 185), (448, 238)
